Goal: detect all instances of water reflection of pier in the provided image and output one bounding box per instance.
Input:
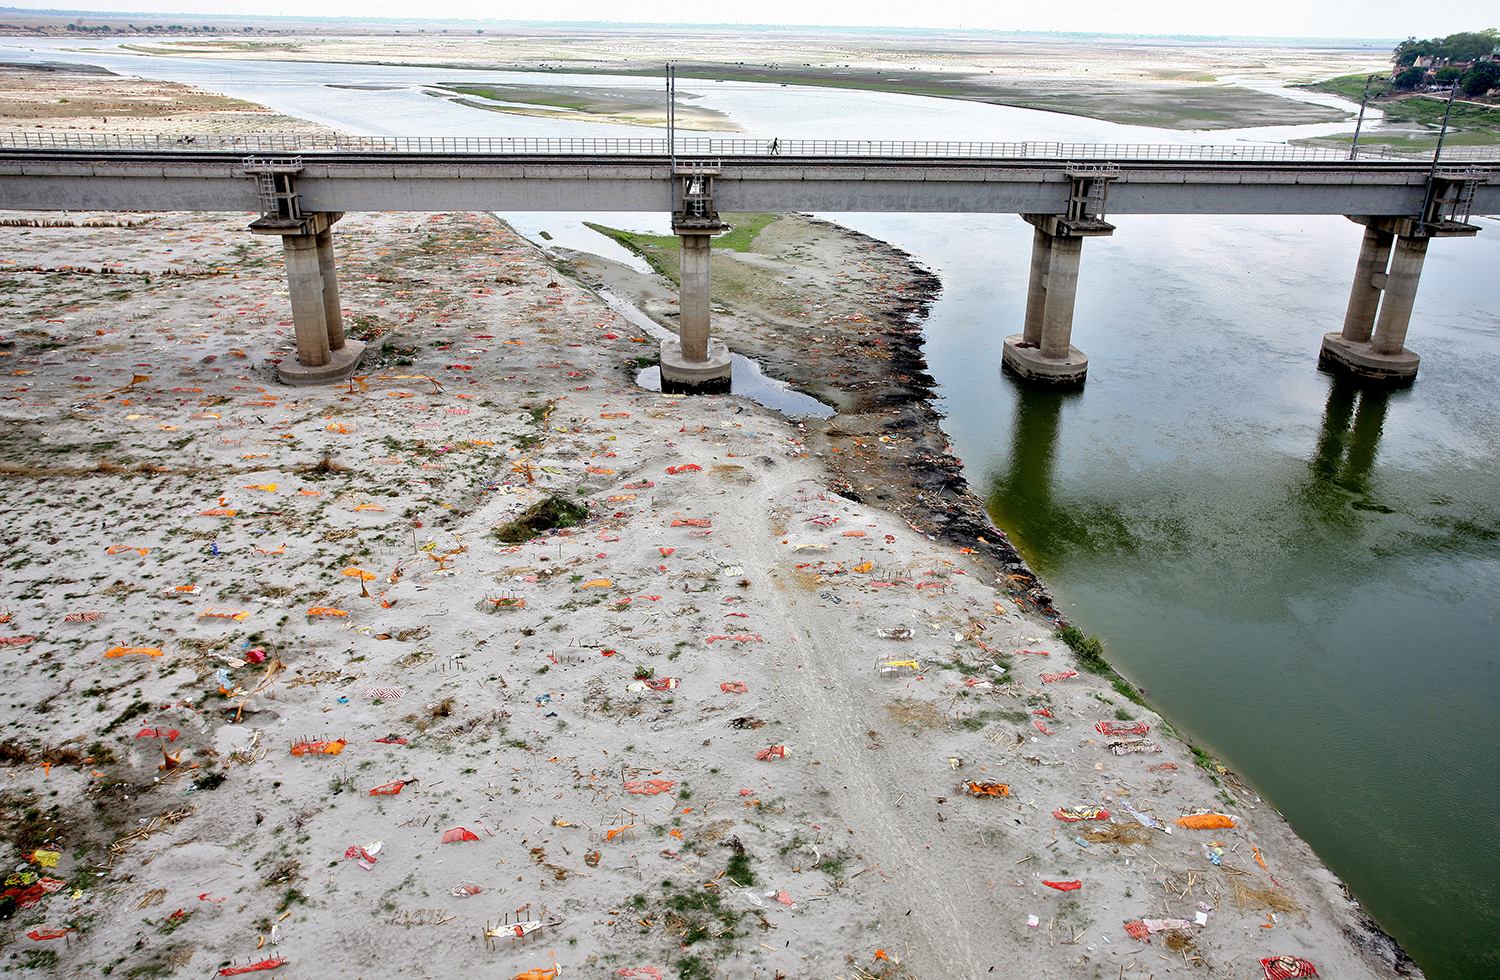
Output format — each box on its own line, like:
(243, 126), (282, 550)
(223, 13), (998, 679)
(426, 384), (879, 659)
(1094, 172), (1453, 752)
(986, 374), (1398, 558)
(1307, 374), (1396, 512)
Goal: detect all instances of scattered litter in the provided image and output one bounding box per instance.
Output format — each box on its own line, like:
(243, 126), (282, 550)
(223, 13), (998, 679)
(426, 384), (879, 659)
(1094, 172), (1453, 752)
(1053, 807), (1110, 822)
(877, 626), (914, 640)
(1107, 737), (1161, 755)
(200, 608), (250, 621)
(670, 518), (711, 528)
(363, 688), (404, 700)
(63, 611), (105, 622)
(370, 780), (408, 796)
(26, 927), (73, 940)
(624, 780), (677, 795)
(290, 739), (346, 757)
(451, 881), (484, 897)
(344, 841), (381, 870)
(342, 567), (378, 597)
(1095, 720), (1151, 736)
(754, 745), (790, 761)
(136, 728), (181, 742)
(307, 607), (348, 617)
(774, 890), (795, 907)
(1043, 880), (1082, 891)
(1176, 813), (1236, 830)
(106, 646), (162, 658)
(441, 827), (480, 843)
(1261, 956), (1319, 979)
(1027, 914), (1040, 928)
(967, 782), (1010, 798)
(26, 849), (60, 868)
(720, 682), (748, 693)
(1040, 670), (1079, 683)
(665, 465), (702, 475)
(217, 959), (289, 976)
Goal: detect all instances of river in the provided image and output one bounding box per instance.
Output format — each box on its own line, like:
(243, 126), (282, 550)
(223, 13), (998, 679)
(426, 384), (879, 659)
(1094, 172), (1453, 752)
(5, 37), (1499, 979)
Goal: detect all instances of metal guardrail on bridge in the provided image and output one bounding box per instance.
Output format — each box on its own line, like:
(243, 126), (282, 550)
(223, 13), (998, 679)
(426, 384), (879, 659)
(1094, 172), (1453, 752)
(2, 132), (1500, 163)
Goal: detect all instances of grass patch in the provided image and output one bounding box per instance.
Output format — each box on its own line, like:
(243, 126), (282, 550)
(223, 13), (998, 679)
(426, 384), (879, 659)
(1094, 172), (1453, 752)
(192, 771), (227, 791)
(725, 849), (755, 886)
(1057, 625), (1108, 674)
(1303, 75), (1500, 141)
(1112, 678), (1147, 707)
(490, 495), (590, 544)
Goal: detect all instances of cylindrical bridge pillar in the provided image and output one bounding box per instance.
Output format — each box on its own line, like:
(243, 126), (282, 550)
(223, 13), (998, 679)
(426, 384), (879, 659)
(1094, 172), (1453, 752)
(1318, 216), (1449, 384)
(1039, 235), (1083, 359)
(1370, 235), (1428, 356)
(676, 231), (714, 362)
(658, 226), (731, 395)
(1004, 216), (1104, 387)
(316, 227), (347, 352)
(282, 233), (330, 369)
(1022, 225), (1051, 347)
(251, 211), (363, 386)
(1339, 224), (1394, 345)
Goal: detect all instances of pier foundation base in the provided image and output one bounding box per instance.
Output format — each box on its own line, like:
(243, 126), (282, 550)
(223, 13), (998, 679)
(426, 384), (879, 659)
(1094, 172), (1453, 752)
(1002, 335), (1089, 387)
(659, 338), (732, 395)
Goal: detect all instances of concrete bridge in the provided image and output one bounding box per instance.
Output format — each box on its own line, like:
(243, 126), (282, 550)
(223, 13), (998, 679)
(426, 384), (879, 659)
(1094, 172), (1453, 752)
(1, 134), (1495, 388)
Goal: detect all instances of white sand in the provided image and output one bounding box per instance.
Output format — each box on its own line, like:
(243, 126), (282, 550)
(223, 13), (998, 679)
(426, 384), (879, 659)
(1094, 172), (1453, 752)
(0, 206), (1415, 980)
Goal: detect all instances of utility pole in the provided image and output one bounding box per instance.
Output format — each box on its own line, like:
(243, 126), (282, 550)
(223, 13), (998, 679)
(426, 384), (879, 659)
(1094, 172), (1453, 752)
(1349, 74), (1375, 160)
(666, 63), (676, 174)
(1420, 83), (1460, 226)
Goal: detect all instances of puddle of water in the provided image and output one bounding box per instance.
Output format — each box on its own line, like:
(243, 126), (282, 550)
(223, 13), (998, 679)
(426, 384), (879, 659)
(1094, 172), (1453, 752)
(504, 211), (671, 274)
(595, 288), (834, 418)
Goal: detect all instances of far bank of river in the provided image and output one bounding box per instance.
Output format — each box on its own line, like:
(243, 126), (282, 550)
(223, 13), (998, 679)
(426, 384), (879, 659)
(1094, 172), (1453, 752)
(3, 37), (1498, 978)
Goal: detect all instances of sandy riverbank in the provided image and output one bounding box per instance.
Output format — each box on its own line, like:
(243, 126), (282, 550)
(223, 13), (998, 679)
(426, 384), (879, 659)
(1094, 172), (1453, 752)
(31, 31), (1391, 130)
(0, 69), (1421, 980)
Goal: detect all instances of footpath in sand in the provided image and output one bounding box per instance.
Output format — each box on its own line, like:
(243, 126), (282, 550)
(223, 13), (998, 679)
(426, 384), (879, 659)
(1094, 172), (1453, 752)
(0, 73), (1417, 980)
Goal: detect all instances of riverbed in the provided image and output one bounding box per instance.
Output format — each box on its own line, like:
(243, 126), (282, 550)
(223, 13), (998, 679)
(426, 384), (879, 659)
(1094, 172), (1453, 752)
(4, 34), (1499, 979)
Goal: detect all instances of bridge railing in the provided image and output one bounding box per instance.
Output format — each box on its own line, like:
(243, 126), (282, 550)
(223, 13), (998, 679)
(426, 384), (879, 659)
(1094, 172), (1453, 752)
(1, 131), (1498, 163)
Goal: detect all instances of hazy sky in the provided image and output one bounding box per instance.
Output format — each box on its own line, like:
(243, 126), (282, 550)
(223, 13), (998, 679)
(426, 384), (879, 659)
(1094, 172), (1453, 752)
(57, 2), (1487, 41)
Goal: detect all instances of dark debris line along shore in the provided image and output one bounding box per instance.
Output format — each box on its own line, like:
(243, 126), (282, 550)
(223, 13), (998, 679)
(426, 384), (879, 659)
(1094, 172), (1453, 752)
(791, 226), (1066, 624)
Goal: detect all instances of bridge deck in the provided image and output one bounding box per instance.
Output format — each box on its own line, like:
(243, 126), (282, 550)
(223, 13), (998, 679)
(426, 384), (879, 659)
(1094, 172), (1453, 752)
(0, 137), (1495, 217)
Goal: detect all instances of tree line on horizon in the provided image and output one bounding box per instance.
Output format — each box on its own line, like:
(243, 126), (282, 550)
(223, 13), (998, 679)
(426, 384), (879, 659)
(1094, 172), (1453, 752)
(1391, 28), (1499, 96)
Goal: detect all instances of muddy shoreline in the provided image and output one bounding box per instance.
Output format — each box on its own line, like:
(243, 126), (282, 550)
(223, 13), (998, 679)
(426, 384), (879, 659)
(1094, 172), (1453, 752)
(567, 214), (1062, 618)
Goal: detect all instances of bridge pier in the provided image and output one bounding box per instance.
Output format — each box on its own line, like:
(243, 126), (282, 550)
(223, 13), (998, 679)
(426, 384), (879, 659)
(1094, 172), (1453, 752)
(659, 167), (731, 395)
(1322, 193), (1482, 383)
(1003, 213), (1114, 387)
(251, 210), (364, 386)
